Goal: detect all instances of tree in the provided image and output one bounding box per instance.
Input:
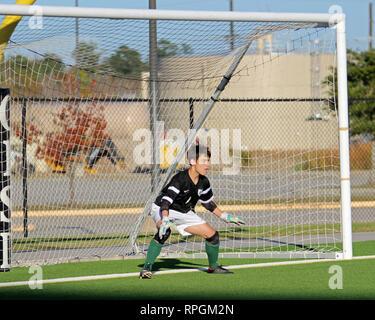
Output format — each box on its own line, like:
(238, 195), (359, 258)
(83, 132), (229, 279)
(346, 50), (375, 137)
(327, 49), (375, 136)
(157, 39), (193, 58)
(105, 45), (148, 77)
(0, 54), (65, 96)
(327, 49), (375, 182)
(102, 40), (193, 78)
(38, 53), (65, 80)
(72, 41), (101, 72)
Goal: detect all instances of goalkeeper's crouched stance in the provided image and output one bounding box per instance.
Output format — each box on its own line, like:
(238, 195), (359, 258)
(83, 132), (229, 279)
(140, 144), (246, 279)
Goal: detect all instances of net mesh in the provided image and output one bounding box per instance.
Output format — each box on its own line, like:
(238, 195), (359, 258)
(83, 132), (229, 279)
(0, 13), (341, 266)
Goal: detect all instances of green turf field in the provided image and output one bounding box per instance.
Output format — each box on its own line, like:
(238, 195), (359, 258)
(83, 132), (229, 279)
(0, 240), (374, 300)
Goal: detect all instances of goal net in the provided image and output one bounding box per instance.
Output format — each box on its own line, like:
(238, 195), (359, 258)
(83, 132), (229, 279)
(0, 6), (351, 268)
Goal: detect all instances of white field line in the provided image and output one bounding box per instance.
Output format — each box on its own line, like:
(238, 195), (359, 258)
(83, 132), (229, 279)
(1, 255), (374, 288)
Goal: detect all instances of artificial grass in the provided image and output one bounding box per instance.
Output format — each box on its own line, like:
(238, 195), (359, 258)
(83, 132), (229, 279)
(0, 240), (374, 300)
(0, 257), (374, 300)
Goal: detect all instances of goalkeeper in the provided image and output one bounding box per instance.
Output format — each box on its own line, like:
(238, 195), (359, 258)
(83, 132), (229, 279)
(140, 143), (246, 279)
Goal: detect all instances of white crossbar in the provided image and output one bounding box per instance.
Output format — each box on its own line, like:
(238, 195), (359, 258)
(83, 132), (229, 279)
(0, 4), (340, 24)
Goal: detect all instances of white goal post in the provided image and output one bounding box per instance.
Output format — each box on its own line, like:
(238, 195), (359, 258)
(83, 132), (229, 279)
(0, 5), (352, 270)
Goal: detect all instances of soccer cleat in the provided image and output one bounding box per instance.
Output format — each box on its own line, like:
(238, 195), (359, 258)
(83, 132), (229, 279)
(207, 265), (233, 274)
(139, 267), (153, 279)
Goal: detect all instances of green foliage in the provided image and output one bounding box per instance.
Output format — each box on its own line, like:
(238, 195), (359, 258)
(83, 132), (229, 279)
(71, 41), (101, 72)
(327, 49), (375, 137)
(2, 39), (193, 83)
(105, 44), (148, 77)
(229, 148), (252, 167)
(157, 39), (179, 57)
(0, 53), (65, 96)
(71, 39), (193, 77)
(157, 39), (193, 58)
(346, 50), (375, 137)
(40, 53), (65, 80)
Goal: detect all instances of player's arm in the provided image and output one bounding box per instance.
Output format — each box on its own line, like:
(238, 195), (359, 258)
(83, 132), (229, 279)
(160, 200), (170, 218)
(200, 179), (246, 226)
(202, 200), (246, 226)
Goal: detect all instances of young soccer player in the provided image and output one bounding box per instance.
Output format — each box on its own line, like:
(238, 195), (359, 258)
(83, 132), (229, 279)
(140, 143), (246, 279)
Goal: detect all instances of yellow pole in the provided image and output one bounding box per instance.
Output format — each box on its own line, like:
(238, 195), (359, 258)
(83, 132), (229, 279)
(0, 0), (37, 62)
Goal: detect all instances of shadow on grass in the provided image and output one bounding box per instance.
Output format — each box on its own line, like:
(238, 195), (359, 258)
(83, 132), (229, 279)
(137, 258), (207, 272)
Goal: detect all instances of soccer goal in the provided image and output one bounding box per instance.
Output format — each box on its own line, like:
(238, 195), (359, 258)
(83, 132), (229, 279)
(0, 5), (352, 270)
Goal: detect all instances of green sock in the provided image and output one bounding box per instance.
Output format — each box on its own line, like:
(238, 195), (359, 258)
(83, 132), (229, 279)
(144, 239), (163, 269)
(205, 240), (220, 269)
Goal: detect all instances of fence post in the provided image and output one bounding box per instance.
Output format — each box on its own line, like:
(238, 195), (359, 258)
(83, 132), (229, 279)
(0, 88), (11, 271)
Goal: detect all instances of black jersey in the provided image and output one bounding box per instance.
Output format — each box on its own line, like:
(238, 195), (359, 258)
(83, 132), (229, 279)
(154, 169), (214, 213)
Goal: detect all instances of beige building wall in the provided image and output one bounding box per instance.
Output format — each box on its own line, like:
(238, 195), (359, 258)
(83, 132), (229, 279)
(157, 53), (338, 151)
(10, 53), (339, 172)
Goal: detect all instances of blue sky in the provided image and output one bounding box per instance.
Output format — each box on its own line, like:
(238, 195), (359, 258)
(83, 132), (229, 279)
(1, 0), (372, 51)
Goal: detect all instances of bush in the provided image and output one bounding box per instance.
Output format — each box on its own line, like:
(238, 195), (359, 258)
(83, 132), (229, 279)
(350, 142), (372, 170)
(295, 142), (371, 171)
(297, 149), (340, 171)
(230, 143), (372, 171)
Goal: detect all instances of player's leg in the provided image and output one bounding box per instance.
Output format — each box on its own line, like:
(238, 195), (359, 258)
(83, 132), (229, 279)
(140, 228), (171, 279)
(184, 223), (233, 274)
(185, 223), (220, 270)
(140, 206), (171, 279)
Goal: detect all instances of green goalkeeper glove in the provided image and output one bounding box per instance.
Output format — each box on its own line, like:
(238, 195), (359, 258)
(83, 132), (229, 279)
(220, 212), (246, 226)
(159, 216), (176, 238)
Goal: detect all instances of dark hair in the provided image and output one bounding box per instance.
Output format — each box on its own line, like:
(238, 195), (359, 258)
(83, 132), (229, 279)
(187, 143), (211, 164)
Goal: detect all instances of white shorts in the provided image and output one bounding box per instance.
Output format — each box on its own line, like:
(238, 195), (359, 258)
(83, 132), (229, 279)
(151, 203), (206, 236)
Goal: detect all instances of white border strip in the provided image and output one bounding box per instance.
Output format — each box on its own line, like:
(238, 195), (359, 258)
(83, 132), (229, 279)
(0, 5), (336, 24)
(1, 255), (374, 288)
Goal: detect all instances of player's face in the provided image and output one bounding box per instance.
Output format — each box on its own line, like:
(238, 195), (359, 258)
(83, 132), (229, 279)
(195, 154), (211, 175)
